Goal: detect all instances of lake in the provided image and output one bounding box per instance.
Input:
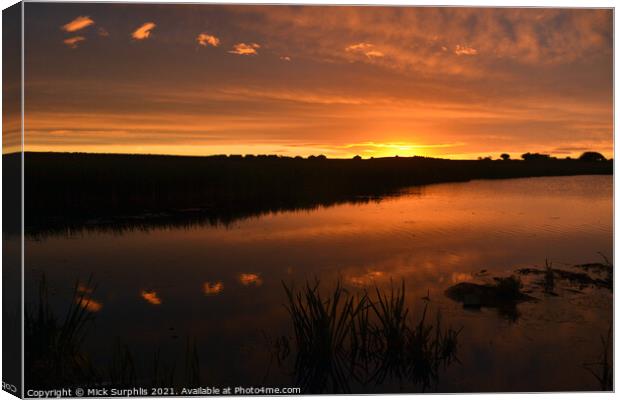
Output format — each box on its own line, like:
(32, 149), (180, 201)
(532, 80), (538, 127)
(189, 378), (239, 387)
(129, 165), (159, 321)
(24, 175), (613, 392)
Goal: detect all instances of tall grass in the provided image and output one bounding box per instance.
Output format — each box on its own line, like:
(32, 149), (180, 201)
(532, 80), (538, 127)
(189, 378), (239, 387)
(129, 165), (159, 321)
(583, 326), (613, 391)
(25, 275), (98, 388)
(25, 276), (201, 390)
(282, 279), (461, 393)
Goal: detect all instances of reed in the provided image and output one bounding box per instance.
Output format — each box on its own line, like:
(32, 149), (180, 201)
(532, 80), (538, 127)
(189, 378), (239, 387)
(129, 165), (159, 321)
(25, 275), (98, 388)
(281, 279), (461, 393)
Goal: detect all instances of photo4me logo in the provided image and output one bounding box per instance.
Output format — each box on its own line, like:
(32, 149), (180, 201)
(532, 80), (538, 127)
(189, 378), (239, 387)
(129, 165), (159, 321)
(2, 381), (17, 393)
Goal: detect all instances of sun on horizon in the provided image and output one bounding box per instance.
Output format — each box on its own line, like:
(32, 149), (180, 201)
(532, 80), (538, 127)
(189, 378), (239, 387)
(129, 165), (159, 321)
(4, 5), (613, 161)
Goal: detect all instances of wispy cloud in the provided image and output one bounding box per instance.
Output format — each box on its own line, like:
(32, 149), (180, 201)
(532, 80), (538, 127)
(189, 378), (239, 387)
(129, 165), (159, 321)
(132, 22), (156, 40)
(364, 50), (384, 58)
(63, 36), (86, 49)
(61, 16), (94, 32)
(280, 55), (291, 61)
(454, 44), (478, 56)
(345, 42), (373, 52)
(345, 42), (384, 58)
(197, 33), (220, 47)
(97, 27), (110, 37)
(229, 42), (260, 55)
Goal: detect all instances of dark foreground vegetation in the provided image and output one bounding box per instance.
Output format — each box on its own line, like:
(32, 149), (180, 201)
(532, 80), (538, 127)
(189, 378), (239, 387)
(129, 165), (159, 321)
(25, 276), (459, 393)
(5, 152), (612, 234)
(278, 280), (460, 393)
(26, 276), (201, 390)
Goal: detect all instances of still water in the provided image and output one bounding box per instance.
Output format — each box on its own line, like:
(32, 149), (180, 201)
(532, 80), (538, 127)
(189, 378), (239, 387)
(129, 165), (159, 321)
(25, 175), (613, 392)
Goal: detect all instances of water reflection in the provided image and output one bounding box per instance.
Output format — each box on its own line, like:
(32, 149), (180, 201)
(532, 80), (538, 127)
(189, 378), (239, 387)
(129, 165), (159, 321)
(24, 176), (613, 392)
(141, 290), (162, 305)
(239, 273), (263, 287)
(76, 296), (103, 312)
(203, 281), (224, 296)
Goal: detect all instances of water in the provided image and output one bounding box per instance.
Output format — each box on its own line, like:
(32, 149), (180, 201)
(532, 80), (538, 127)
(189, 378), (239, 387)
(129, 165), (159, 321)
(24, 175), (613, 392)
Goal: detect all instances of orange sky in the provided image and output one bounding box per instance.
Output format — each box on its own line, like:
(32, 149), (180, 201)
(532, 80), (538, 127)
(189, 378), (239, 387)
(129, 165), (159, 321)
(15, 4), (613, 159)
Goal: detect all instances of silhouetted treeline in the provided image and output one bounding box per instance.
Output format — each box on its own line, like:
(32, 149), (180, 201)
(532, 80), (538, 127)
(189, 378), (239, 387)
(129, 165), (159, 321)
(12, 152), (612, 235)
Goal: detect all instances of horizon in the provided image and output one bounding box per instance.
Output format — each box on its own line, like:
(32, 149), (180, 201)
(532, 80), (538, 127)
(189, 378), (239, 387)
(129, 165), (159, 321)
(5, 148), (611, 161)
(5, 5), (613, 160)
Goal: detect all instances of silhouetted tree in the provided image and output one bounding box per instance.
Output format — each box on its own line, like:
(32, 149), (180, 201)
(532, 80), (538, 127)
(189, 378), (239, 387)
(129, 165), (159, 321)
(500, 153), (510, 161)
(579, 151), (606, 162)
(317, 155), (327, 160)
(521, 152), (551, 161)
(353, 155), (362, 160)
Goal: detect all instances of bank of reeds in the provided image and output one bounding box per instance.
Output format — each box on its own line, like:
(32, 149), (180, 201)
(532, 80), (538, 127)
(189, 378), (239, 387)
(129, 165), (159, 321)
(282, 279), (461, 393)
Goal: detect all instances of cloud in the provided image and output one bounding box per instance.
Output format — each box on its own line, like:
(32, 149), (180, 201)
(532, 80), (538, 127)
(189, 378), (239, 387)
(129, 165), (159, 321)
(61, 16), (94, 32)
(132, 22), (156, 40)
(232, 7), (611, 77)
(280, 55), (291, 61)
(228, 42), (260, 55)
(345, 42), (374, 52)
(345, 42), (384, 58)
(454, 44), (478, 56)
(197, 33), (220, 47)
(63, 36), (85, 49)
(98, 27), (110, 37)
(364, 50), (384, 58)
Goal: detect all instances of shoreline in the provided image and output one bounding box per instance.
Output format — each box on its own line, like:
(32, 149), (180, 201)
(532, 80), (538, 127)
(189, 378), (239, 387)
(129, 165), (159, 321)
(5, 152), (612, 235)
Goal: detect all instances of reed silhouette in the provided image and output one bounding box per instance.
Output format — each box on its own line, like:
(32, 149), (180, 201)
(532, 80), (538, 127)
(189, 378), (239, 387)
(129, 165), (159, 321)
(280, 279), (461, 393)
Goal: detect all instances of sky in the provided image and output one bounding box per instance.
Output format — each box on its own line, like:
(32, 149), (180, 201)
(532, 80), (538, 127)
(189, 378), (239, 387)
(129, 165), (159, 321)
(19, 4), (613, 159)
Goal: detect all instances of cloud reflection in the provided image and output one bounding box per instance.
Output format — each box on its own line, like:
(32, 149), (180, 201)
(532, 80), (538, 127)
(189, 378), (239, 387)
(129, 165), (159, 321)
(141, 290), (162, 305)
(76, 297), (103, 312)
(239, 273), (263, 286)
(203, 281), (224, 295)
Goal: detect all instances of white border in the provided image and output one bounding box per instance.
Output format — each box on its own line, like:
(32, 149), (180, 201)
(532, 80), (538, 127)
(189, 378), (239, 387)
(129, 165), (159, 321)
(0, 2), (616, 400)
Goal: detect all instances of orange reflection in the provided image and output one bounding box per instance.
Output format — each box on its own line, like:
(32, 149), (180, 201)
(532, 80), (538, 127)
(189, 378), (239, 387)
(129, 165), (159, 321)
(76, 296), (103, 312)
(77, 284), (93, 294)
(239, 273), (263, 286)
(203, 281), (224, 295)
(347, 271), (385, 287)
(451, 272), (473, 284)
(141, 290), (162, 305)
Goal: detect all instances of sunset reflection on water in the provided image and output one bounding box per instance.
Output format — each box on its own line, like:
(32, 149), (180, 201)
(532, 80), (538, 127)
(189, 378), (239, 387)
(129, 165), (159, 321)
(24, 176), (612, 392)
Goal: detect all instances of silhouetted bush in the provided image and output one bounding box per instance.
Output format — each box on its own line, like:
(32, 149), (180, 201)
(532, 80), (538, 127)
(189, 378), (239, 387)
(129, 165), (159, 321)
(521, 152), (551, 161)
(579, 152), (606, 162)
